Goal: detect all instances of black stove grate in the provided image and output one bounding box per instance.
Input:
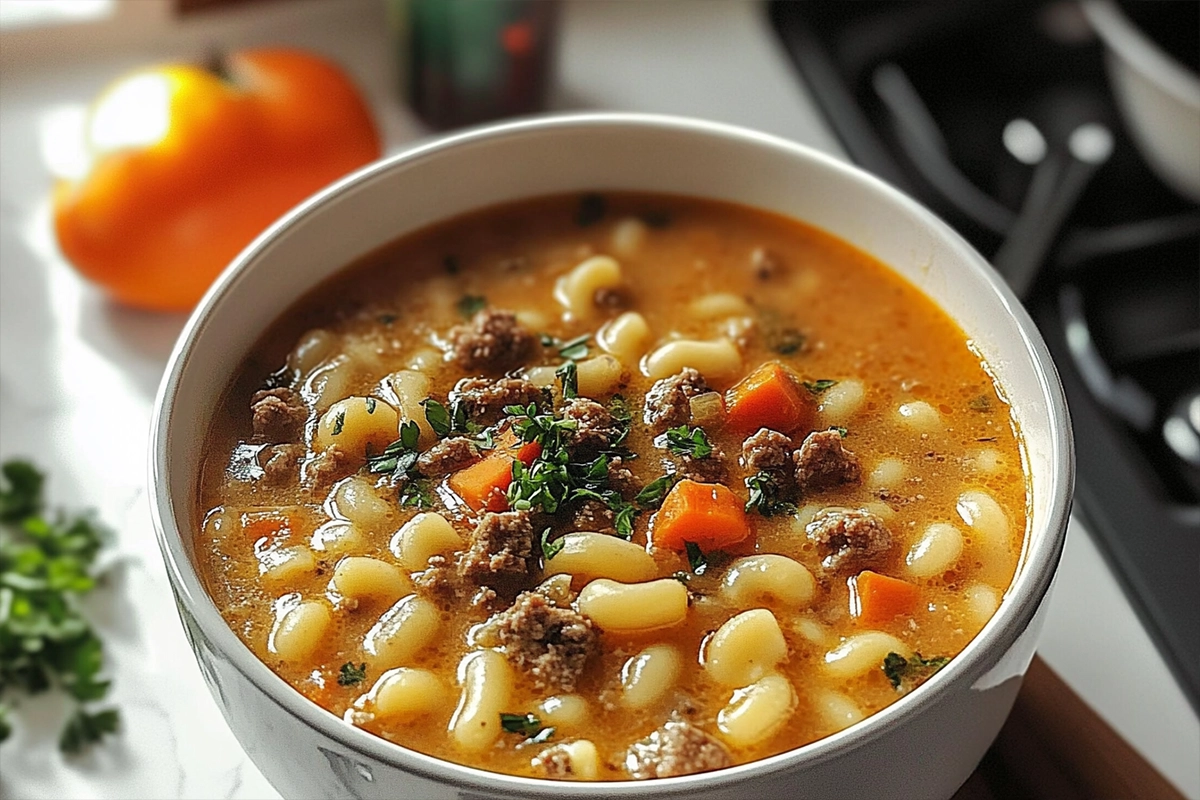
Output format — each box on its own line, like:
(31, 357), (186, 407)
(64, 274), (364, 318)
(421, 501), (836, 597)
(770, 0), (1200, 711)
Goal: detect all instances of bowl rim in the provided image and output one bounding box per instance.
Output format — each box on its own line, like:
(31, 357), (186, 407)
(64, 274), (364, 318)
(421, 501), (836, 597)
(149, 111), (1073, 796)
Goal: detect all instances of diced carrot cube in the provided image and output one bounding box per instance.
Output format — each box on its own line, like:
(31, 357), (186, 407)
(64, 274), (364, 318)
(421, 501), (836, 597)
(446, 433), (542, 512)
(240, 510), (292, 540)
(650, 479), (752, 552)
(448, 453), (516, 512)
(724, 361), (813, 434)
(849, 570), (923, 625)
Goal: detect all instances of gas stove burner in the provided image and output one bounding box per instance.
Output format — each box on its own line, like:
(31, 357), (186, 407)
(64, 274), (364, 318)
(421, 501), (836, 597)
(771, 0), (1200, 712)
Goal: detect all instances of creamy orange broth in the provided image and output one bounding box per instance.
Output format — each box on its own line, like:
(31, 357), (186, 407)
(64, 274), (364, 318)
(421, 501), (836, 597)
(196, 193), (1028, 781)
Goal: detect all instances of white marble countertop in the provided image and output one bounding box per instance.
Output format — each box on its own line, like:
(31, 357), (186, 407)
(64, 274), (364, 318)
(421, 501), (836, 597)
(0, 2), (1196, 798)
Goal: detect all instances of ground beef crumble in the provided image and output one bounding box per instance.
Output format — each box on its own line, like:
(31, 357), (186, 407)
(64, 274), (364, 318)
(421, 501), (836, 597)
(533, 743), (583, 779)
(302, 444), (353, 490)
(794, 430), (862, 492)
(675, 449), (728, 484)
(741, 427), (795, 485)
(447, 309), (538, 373)
(458, 510), (536, 588)
(562, 398), (622, 454)
(416, 436), (480, 476)
(626, 718), (733, 780)
(643, 368), (711, 433)
(449, 376), (543, 423)
(250, 387), (308, 442)
(490, 591), (599, 692)
(260, 443), (304, 485)
(805, 508), (892, 572)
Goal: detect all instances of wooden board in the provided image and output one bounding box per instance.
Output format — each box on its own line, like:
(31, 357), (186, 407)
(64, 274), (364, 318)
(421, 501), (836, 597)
(952, 656), (1184, 800)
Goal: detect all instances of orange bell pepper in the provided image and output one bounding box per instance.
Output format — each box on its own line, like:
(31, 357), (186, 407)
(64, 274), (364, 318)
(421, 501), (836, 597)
(849, 570), (922, 625)
(724, 361), (813, 434)
(53, 48), (381, 311)
(649, 479), (752, 552)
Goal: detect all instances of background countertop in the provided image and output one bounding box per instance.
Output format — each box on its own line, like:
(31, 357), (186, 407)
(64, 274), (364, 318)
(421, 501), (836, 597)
(0, 1), (1196, 798)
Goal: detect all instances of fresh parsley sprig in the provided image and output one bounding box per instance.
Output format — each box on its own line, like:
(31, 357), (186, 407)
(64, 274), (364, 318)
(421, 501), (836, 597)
(338, 662), (367, 687)
(0, 460), (120, 753)
(664, 426), (713, 459)
(882, 651), (950, 691)
(744, 471), (797, 517)
(499, 711), (555, 744)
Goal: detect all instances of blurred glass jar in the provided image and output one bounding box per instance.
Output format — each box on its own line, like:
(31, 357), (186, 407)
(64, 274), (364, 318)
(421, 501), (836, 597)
(391, 0), (559, 130)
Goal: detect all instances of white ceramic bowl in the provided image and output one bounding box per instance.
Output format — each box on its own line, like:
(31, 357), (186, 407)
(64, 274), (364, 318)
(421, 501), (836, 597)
(1082, 0), (1200, 202)
(149, 114), (1073, 800)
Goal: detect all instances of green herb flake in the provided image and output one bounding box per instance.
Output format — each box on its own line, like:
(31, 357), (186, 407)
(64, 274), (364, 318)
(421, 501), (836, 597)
(457, 294), (487, 318)
(831, 426), (849, 438)
(0, 460), (120, 754)
(772, 328), (806, 356)
(664, 426), (713, 459)
(803, 379), (838, 394)
(575, 193), (606, 227)
(331, 409), (346, 436)
(744, 471), (797, 518)
(557, 334), (590, 361)
(684, 541), (708, 575)
(59, 708), (120, 755)
(367, 421), (422, 479)
(499, 712), (545, 737)
(540, 528), (564, 561)
(968, 395), (993, 412)
(882, 651), (951, 691)
(636, 472), (678, 510)
(400, 479), (433, 510)
(365, 396), (377, 414)
(422, 399), (453, 438)
(556, 361), (579, 400)
(337, 662), (368, 687)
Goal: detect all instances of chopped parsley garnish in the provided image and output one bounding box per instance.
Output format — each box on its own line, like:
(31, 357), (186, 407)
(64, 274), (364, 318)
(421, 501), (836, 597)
(831, 426), (849, 438)
(400, 479), (433, 509)
(803, 379), (838, 394)
(365, 396), (377, 414)
(556, 361), (579, 400)
(882, 652), (950, 691)
(422, 398), (453, 437)
(502, 405), (637, 538)
(337, 662), (367, 687)
(499, 712), (547, 738)
(968, 395), (993, 412)
(575, 193), (606, 227)
(758, 306), (806, 356)
(772, 328), (806, 355)
(540, 528), (564, 561)
(367, 420), (421, 478)
(0, 460), (120, 753)
(456, 294), (487, 318)
(331, 408), (346, 435)
(557, 334), (590, 361)
(664, 425), (713, 459)
(744, 471), (797, 517)
(684, 541), (708, 575)
(635, 472), (677, 509)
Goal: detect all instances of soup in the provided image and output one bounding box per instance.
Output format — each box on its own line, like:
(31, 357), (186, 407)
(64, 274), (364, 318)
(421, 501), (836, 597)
(196, 193), (1028, 781)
